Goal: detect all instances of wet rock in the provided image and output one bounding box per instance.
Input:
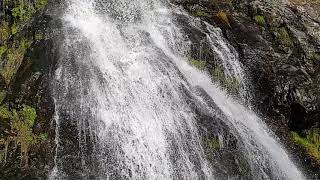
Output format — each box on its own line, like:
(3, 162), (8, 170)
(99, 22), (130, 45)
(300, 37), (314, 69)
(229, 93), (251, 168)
(174, 0), (320, 178)
(289, 102), (308, 132)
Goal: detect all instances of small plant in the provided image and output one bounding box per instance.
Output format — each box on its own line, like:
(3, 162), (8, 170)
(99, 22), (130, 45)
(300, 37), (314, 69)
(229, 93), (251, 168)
(35, 0), (48, 11)
(0, 45), (7, 58)
(254, 15), (266, 26)
(194, 10), (212, 18)
(216, 11), (230, 27)
(35, 32), (45, 41)
(11, 23), (19, 35)
(38, 133), (48, 141)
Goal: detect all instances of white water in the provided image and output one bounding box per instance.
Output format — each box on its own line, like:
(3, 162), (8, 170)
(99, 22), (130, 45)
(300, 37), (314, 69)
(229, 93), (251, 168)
(50, 0), (305, 179)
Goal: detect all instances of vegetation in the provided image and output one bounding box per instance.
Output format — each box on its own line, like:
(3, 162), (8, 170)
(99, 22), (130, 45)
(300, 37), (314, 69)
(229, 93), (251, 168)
(194, 10), (212, 18)
(206, 137), (221, 150)
(1, 39), (32, 85)
(0, 104), (46, 167)
(0, 0), (48, 172)
(0, 45), (7, 58)
(0, 91), (7, 105)
(35, 32), (45, 41)
(291, 129), (320, 162)
(0, 21), (11, 42)
(187, 57), (240, 94)
(277, 27), (293, 47)
(188, 57), (207, 71)
(0, 0), (48, 85)
(211, 67), (240, 94)
(254, 15), (266, 26)
(216, 11), (230, 27)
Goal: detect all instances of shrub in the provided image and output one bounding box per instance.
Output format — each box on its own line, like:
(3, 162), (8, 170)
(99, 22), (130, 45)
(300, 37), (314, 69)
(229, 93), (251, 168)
(194, 10), (212, 18)
(254, 15), (266, 26)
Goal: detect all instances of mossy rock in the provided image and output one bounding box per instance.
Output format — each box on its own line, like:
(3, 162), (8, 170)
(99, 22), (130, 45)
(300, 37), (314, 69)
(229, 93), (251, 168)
(0, 21), (11, 42)
(0, 39), (32, 86)
(0, 104), (47, 167)
(188, 57), (207, 71)
(211, 67), (240, 95)
(206, 137), (221, 150)
(276, 27), (294, 47)
(194, 10), (212, 18)
(254, 15), (266, 26)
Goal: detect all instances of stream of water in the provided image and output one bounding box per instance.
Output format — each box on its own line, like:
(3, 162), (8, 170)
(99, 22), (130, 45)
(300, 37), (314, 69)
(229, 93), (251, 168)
(49, 0), (305, 179)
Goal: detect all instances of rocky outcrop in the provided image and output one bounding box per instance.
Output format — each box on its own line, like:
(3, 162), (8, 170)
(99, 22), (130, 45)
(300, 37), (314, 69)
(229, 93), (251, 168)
(173, 0), (320, 178)
(0, 0), (319, 179)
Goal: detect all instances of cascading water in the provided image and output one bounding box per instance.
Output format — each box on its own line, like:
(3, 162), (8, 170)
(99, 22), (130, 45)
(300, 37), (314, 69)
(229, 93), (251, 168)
(50, 0), (305, 179)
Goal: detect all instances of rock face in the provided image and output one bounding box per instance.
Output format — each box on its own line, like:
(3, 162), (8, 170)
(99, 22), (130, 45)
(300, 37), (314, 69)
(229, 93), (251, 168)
(173, 0), (320, 178)
(0, 0), (319, 179)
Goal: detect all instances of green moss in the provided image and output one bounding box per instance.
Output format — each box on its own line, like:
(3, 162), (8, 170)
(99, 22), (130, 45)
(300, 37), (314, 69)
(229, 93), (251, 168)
(1, 38), (32, 85)
(188, 57), (207, 70)
(0, 91), (7, 105)
(0, 0), (48, 87)
(0, 45), (7, 58)
(0, 104), (46, 167)
(291, 129), (320, 162)
(20, 105), (37, 127)
(35, 0), (48, 11)
(0, 21), (11, 42)
(11, 23), (19, 35)
(207, 137), (221, 150)
(38, 133), (48, 141)
(211, 67), (240, 94)
(277, 27), (293, 47)
(35, 32), (45, 41)
(194, 10), (212, 18)
(254, 15), (266, 26)
(11, 105), (38, 167)
(0, 105), (12, 119)
(12, 4), (36, 23)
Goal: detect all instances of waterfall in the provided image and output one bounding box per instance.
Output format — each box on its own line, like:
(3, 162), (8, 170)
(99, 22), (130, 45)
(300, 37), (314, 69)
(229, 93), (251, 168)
(50, 0), (305, 179)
